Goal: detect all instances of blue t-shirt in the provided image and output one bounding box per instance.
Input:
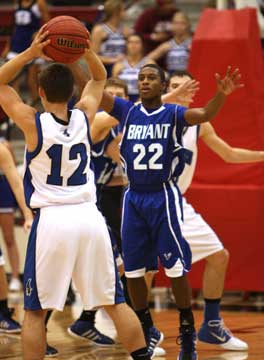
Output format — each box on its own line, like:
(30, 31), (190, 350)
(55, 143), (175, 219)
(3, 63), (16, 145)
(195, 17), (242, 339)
(110, 97), (190, 188)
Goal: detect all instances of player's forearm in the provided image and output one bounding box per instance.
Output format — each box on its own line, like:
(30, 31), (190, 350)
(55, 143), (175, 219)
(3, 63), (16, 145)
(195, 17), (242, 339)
(83, 49), (107, 82)
(0, 48), (34, 84)
(202, 91), (226, 122)
(225, 148), (264, 163)
(185, 92), (226, 125)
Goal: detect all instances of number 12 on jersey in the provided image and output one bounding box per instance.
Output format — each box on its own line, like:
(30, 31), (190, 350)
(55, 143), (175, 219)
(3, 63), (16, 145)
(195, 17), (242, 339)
(46, 143), (88, 186)
(133, 143), (163, 170)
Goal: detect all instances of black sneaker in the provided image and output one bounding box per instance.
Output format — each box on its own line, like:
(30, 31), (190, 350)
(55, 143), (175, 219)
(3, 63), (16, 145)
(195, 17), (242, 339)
(45, 344), (58, 358)
(177, 325), (197, 360)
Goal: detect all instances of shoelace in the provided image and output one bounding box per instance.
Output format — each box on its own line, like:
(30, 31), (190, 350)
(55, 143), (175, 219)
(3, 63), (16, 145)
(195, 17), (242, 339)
(208, 319), (232, 337)
(176, 326), (196, 353)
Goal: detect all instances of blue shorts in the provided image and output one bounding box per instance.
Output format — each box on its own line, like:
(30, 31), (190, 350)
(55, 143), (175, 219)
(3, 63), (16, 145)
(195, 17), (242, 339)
(0, 175), (17, 211)
(121, 181), (192, 278)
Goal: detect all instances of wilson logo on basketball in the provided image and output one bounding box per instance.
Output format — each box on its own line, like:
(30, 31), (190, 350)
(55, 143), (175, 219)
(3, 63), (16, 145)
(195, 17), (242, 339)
(56, 38), (86, 49)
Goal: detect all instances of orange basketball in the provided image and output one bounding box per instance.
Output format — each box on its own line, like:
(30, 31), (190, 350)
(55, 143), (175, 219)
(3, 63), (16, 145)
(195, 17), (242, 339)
(43, 16), (89, 64)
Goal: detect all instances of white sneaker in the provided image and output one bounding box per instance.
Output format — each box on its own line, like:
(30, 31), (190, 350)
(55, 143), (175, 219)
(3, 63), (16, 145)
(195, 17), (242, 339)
(153, 346), (166, 357)
(9, 278), (22, 292)
(219, 336), (248, 351)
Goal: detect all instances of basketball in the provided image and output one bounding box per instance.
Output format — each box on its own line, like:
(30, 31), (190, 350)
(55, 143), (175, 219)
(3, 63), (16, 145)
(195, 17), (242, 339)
(43, 16), (89, 64)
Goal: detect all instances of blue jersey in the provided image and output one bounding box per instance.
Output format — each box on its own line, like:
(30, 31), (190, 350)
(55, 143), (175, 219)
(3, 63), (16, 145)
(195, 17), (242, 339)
(11, 0), (41, 53)
(92, 127), (118, 186)
(110, 98), (189, 190)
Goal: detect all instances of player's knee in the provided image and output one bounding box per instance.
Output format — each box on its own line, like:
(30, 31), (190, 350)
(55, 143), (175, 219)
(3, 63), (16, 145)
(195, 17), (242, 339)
(207, 248), (229, 268)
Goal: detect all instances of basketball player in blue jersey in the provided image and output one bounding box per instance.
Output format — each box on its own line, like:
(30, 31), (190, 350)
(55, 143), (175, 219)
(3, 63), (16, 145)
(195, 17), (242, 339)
(1, 0), (50, 103)
(99, 63), (243, 360)
(0, 28), (152, 360)
(167, 70), (264, 352)
(0, 142), (32, 334)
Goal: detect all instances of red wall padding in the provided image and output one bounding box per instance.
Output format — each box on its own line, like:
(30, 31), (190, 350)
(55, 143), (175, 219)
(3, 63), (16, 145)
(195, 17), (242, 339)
(155, 8), (264, 291)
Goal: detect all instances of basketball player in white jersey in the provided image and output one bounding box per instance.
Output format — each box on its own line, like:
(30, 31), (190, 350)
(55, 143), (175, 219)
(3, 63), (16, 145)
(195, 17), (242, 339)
(0, 142), (32, 333)
(0, 28), (151, 360)
(168, 70), (264, 351)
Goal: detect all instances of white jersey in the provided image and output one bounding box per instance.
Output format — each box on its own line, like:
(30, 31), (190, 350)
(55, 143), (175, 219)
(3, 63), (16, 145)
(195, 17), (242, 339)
(177, 125), (200, 194)
(24, 109), (95, 209)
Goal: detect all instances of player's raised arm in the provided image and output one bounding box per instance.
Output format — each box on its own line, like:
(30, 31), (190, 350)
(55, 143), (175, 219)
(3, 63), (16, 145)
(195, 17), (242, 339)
(184, 67), (244, 125)
(200, 122), (264, 163)
(75, 45), (107, 124)
(0, 27), (50, 133)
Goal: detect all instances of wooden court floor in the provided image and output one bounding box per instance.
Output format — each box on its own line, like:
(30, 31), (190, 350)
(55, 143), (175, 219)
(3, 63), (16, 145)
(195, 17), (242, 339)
(1, 297), (263, 360)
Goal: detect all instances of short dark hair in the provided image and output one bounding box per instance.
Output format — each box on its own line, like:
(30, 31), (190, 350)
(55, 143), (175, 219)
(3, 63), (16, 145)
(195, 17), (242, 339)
(170, 70), (193, 80)
(105, 77), (128, 96)
(38, 63), (74, 103)
(140, 64), (166, 83)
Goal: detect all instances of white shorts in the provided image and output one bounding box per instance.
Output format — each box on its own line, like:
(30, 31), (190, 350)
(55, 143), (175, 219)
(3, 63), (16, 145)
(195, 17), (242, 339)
(24, 202), (124, 311)
(181, 197), (224, 263)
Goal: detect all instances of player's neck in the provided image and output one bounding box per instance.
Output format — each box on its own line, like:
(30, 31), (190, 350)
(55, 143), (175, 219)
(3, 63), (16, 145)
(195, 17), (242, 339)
(141, 98), (162, 109)
(44, 103), (69, 122)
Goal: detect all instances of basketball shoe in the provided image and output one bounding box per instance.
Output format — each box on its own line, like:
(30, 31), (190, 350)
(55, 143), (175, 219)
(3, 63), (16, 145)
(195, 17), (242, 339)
(177, 325), (197, 360)
(0, 308), (21, 333)
(146, 326), (164, 359)
(45, 344), (58, 358)
(198, 319), (248, 351)
(68, 320), (115, 346)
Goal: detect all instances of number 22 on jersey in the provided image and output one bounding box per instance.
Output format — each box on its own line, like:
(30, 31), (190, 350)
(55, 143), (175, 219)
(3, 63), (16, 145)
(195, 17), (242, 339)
(133, 143), (163, 170)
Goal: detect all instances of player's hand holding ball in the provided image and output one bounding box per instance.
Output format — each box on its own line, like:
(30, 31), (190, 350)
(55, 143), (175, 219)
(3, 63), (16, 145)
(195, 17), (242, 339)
(29, 25), (51, 60)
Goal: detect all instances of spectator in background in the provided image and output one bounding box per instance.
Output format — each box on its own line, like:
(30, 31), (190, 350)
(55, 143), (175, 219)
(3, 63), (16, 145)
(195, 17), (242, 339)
(134, 0), (179, 53)
(91, 0), (132, 76)
(148, 12), (192, 74)
(123, 0), (155, 29)
(112, 34), (155, 102)
(1, 0), (50, 104)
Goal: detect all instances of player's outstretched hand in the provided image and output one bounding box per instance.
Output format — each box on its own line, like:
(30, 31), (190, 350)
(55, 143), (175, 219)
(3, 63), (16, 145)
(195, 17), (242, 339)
(165, 79), (200, 105)
(29, 25), (51, 59)
(215, 66), (244, 96)
(176, 79), (200, 104)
